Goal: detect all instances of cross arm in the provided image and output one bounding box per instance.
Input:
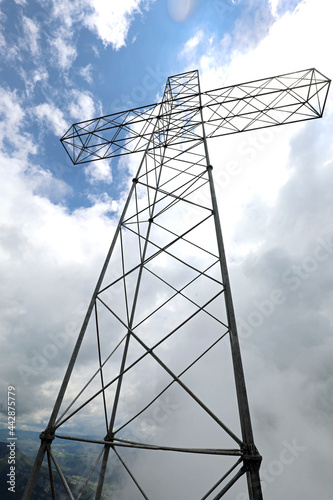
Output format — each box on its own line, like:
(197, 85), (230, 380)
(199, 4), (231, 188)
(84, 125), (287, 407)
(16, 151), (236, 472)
(201, 68), (331, 138)
(60, 68), (330, 165)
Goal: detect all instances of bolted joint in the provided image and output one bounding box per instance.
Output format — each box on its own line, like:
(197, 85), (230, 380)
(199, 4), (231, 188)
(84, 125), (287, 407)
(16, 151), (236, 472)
(148, 217), (154, 223)
(241, 444), (262, 472)
(104, 433), (115, 449)
(132, 177), (139, 184)
(104, 432), (114, 442)
(207, 164), (213, 171)
(39, 429), (55, 443)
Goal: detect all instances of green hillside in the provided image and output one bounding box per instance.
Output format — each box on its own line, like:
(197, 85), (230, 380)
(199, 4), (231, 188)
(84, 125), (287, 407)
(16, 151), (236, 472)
(0, 430), (126, 498)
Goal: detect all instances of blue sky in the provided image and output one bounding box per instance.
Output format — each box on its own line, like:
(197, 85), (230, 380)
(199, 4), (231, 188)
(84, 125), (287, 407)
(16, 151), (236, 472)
(0, 0), (296, 210)
(1, 0), (333, 498)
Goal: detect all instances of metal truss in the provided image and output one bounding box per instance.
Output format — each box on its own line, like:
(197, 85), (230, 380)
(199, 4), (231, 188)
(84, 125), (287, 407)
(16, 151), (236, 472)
(24, 68), (330, 500)
(61, 68), (330, 164)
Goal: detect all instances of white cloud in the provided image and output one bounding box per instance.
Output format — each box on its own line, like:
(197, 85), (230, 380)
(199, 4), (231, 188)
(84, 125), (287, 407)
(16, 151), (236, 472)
(269, 0), (279, 16)
(46, 0), (154, 51)
(22, 15), (40, 56)
(47, 0), (87, 29)
(84, 0), (146, 49)
(20, 67), (48, 96)
(0, 87), (36, 158)
(50, 35), (77, 70)
(34, 102), (68, 136)
(79, 63), (94, 84)
(68, 89), (100, 122)
(84, 160), (113, 185)
(0, 27), (20, 62)
(179, 29), (204, 59)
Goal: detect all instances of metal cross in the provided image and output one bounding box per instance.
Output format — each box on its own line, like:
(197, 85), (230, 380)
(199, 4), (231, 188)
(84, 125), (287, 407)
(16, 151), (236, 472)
(24, 68), (330, 500)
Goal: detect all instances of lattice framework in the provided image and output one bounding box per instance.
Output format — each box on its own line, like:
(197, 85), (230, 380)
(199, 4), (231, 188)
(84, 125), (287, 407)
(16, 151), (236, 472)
(24, 68), (330, 500)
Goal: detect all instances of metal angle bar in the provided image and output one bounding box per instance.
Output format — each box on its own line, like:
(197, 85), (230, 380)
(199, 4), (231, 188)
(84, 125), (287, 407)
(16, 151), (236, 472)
(204, 99), (319, 136)
(204, 79), (327, 127)
(119, 226), (131, 325)
(114, 438), (242, 456)
(157, 136), (209, 166)
(122, 213), (219, 280)
(96, 295), (129, 329)
(202, 67), (318, 103)
(198, 74), (263, 500)
(95, 445), (111, 499)
(113, 448), (149, 500)
(137, 148), (205, 197)
(232, 76), (298, 127)
(123, 175), (212, 226)
(134, 182), (144, 261)
(132, 289), (225, 349)
(145, 177), (210, 220)
(302, 81), (331, 116)
(76, 447), (105, 500)
(205, 76), (275, 130)
(123, 215), (219, 261)
(275, 99), (319, 125)
(67, 135), (204, 162)
(22, 438), (48, 498)
(309, 71), (323, 115)
(120, 215), (214, 277)
(320, 79), (331, 118)
(133, 166), (208, 213)
(154, 163), (208, 204)
(150, 147), (208, 188)
(147, 150), (206, 183)
(141, 262), (228, 329)
(151, 218), (220, 260)
(143, 139), (205, 175)
(56, 289), (227, 431)
(46, 446), (56, 500)
(132, 269), (225, 332)
(114, 327), (230, 435)
(200, 458), (243, 500)
(55, 331), (128, 427)
(129, 328), (243, 446)
(136, 165), (209, 211)
(56, 434), (242, 456)
(211, 466), (247, 500)
(48, 446), (75, 500)
(207, 114), (322, 141)
(62, 102), (159, 138)
(94, 302), (109, 430)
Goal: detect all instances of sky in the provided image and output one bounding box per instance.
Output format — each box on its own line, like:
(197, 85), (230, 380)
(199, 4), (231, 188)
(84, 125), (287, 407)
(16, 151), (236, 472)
(0, 0), (333, 498)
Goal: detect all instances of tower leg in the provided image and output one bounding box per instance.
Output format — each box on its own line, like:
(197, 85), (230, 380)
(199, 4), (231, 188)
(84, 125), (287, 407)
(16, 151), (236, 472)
(22, 440), (47, 499)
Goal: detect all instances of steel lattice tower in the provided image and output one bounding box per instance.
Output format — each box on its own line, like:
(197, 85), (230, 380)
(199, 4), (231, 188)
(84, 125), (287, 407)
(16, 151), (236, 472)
(24, 68), (330, 499)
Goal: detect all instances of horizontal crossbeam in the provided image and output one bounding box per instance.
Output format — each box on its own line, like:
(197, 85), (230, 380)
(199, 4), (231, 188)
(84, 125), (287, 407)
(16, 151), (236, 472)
(61, 68), (330, 164)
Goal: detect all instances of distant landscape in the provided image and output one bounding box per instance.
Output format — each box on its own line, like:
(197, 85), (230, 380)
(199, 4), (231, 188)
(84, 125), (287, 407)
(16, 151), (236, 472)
(0, 428), (126, 498)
